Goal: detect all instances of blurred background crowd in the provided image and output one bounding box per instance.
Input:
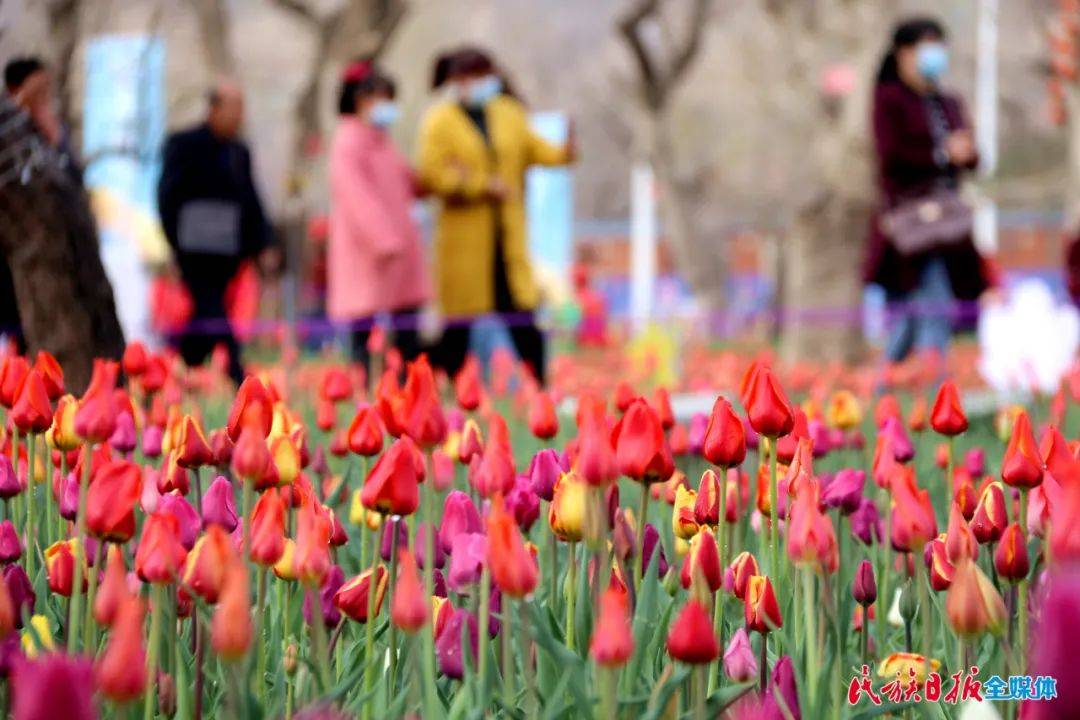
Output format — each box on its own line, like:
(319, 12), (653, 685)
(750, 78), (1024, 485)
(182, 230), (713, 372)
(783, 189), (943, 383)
(0, 0), (1078, 398)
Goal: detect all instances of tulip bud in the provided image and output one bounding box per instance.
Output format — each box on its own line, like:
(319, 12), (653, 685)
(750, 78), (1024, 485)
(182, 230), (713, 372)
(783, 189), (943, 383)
(744, 575), (783, 633)
(211, 561), (252, 659)
(666, 600), (719, 664)
(722, 628), (758, 682)
(877, 652), (941, 686)
(930, 381), (968, 436)
(283, 642), (299, 675)
(993, 523), (1030, 583)
(1002, 410), (1044, 489)
(95, 596), (147, 702)
(590, 587), (634, 667)
(852, 559), (877, 606)
(391, 549), (428, 633)
(946, 558), (1007, 637)
(899, 581), (918, 624)
(334, 566), (388, 623)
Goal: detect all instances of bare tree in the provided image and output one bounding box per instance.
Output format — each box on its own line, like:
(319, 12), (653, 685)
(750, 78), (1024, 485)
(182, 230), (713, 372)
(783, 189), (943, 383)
(758, 0), (893, 363)
(617, 0), (722, 307)
(270, 0), (407, 198)
(45, 0), (81, 136)
(190, 0), (235, 77)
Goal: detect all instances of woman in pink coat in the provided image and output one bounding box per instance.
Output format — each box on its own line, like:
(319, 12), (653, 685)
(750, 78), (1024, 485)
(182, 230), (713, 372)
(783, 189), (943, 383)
(328, 61), (429, 373)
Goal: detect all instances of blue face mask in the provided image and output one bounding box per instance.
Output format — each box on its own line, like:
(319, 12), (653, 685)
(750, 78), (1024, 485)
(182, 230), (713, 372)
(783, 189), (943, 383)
(368, 100), (399, 128)
(916, 43), (949, 83)
(465, 75), (501, 107)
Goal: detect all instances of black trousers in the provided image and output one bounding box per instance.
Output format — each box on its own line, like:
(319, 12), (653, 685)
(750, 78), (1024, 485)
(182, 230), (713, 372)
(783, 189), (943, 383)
(432, 236), (546, 385)
(175, 273), (245, 386)
(350, 305), (423, 381)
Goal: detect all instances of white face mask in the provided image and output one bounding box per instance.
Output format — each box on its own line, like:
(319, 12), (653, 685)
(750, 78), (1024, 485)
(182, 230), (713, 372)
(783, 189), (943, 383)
(368, 100), (399, 128)
(461, 75), (502, 108)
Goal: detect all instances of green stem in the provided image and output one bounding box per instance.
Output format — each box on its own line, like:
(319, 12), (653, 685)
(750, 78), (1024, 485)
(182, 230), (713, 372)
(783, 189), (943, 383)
(918, 559), (932, 659)
(361, 520), (380, 720)
(67, 442), (92, 652)
(636, 488), (649, 587)
(308, 584), (332, 691)
(256, 566), (268, 702)
(502, 593), (513, 710)
(83, 538), (104, 651)
(144, 584), (165, 720)
(758, 633), (768, 693)
(597, 665), (616, 720)
(1018, 489), (1029, 672)
(477, 563), (492, 707)
(241, 479), (253, 562)
(388, 527), (400, 696)
(767, 438), (779, 579)
(421, 480), (439, 718)
(802, 569), (818, 711)
(24, 434), (34, 585)
(565, 541), (578, 651)
(693, 664), (707, 720)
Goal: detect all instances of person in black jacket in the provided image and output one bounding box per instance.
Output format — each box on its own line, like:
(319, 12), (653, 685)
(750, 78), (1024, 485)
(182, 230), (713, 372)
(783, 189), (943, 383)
(157, 80), (276, 385)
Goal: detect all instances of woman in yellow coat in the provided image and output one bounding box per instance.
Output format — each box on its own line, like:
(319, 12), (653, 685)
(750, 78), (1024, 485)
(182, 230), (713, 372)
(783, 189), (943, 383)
(418, 47), (574, 384)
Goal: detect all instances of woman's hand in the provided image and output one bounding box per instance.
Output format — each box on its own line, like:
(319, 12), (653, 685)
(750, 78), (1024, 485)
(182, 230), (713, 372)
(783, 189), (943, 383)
(945, 130), (975, 166)
(485, 177), (510, 201)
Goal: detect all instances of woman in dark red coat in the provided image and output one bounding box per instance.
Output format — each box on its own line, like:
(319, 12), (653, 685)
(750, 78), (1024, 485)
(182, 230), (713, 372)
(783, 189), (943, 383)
(864, 18), (992, 363)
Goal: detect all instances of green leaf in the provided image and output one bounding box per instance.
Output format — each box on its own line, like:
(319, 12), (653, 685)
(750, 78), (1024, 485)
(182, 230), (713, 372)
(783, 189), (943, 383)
(641, 663), (690, 720)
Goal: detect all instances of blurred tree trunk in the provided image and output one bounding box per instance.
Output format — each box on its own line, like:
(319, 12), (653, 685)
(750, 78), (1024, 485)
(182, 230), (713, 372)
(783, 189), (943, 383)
(45, 0), (82, 143)
(271, 0), (408, 200)
(618, 0), (723, 310)
(766, 0), (892, 364)
(0, 100), (125, 393)
(190, 0), (236, 77)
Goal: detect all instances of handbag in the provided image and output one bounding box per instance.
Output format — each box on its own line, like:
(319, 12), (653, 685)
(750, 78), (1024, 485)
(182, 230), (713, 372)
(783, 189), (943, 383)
(882, 187), (973, 257)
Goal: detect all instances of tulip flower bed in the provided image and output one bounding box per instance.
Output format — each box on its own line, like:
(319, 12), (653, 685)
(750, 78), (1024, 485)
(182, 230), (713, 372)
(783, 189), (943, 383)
(0, 342), (1076, 720)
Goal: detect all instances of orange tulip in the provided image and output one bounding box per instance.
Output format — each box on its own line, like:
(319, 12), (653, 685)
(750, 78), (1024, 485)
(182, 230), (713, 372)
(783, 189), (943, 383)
(877, 653), (940, 685)
(890, 466), (937, 553)
(231, 425), (272, 485)
(591, 587), (634, 667)
(729, 551), (759, 600)
(744, 575), (783, 633)
(549, 471), (586, 542)
(930, 381), (967, 436)
(183, 526), (235, 603)
(47, 394), (81, 452)
(175, 415), (213, 469)
(33, 350), (64, 399)
(293, 503), (331, 585)
(454, 356), (483, 411)
(487, 494), (539, 598)
(391, 549), (428, 633)
(946, 557), (1006, 637)
(211, 560), (252, 659)
(457, 419), (484, 464)
(787, 484), (838, 574)
(249, 488), (287, 566)
(944, 505), (978, 563)
(75, 359), (119, 443)
(45, 539), (86, 596)
(926, 536), (955, 591)
(94, 546), (131, 626)
(970, 481), (1007, 544)
(226, 376), (274, 441)
(95, 595), (147, 702)
(679, 527), (722, 593)
(270, 435), (301, 486)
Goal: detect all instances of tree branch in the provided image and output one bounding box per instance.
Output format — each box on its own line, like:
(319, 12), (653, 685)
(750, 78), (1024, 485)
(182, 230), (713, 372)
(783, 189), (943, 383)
(618, 0), (664, 109)
(670, 0), (712, 81)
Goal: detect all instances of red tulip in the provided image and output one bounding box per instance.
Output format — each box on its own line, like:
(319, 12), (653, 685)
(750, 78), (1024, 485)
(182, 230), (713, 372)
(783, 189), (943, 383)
(454, 356), (483, 411)
(994, 523), (1029, 582)
(11, 369), (52, 435)
(294, 503), (331, 585)
(946, 557), (1006, 637)
(575, 415), (618, 487)
(745, 366), (794, 439)
(362, 437), (421, 516)
(32, 351), (63, 400)
(1001, 410), (1044, 489)
(852, 559), (877, 606)
(680, 527), (722, 592)
(175, 415), (213, 468)
(319, 367), (353, 403)
(652, 387), (675, 430)
(969, 481), (1007, 544)
(701, 396), (746, 468)
(590, 587), (634, 667)
(135, 512), (188, 584)
(787, 484), (839, 574)
(527, 391), (559, 440)
(121, 341), (148, 377)
(926, 536), (955, 591)
(944, 504), (978, 563)
(930, 380), (967, 436)
(75, 360), (119, 443)
(693, 469), (721, 525)
(231, 425), (272, 485)
(45, 539), (86, 596)
(0, 355), (28, 409)
(611, 398), (673, 483)
(667, 600), (719, 664)
(457, 419), (484, 464)
(87, 460), (141, 543)
(729, 551), (759, 600)
(335, 566), (389, 623)
(347, 405), (384, 457)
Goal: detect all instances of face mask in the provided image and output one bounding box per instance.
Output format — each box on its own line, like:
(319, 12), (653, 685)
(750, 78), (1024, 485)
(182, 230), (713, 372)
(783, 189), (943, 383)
(368, 100), (399, 128)
(916, 43), (948, 83)
(465, 75), (501, 107)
